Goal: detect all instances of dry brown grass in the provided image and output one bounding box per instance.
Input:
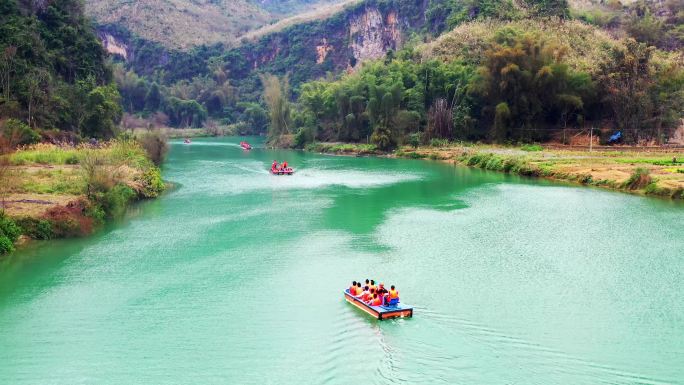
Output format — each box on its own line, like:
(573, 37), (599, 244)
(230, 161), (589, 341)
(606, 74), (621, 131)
(0, 193), (80, 217)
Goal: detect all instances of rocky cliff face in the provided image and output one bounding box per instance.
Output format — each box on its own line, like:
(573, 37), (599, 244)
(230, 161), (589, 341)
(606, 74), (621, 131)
(230, 2), (429, 80)
(99, 32), (129, 60)
(99, 1), (434, 90)
(348, 8), (402, 64)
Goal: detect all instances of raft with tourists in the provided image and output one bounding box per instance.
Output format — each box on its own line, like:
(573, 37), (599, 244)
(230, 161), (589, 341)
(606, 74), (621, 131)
(240, 141), (252, 150)
(344, 280), (413, 320)
(270, 160), (294, 175)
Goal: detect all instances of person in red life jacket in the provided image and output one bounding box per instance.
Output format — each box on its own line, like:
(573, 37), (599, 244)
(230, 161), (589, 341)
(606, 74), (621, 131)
(349, 281), (357, 295)
(282, 160), (288, 170)
(360, 286), (370, 301)
(271, 160), (279, 172)
(365, 288), (376, 304)
(370, 293), (382, 306)
(377, 283), (389, 305)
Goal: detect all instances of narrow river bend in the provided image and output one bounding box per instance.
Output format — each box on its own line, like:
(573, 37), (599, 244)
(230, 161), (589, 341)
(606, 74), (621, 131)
(0, 137), (682, 384)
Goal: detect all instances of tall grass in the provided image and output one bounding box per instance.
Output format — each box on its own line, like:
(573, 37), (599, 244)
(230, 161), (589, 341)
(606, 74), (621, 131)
(10, 144), (80, 165)
(623, 168), (653, 190)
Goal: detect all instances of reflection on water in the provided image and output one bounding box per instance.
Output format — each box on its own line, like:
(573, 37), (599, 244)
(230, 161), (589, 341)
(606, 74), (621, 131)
(0, 137), (682, 385)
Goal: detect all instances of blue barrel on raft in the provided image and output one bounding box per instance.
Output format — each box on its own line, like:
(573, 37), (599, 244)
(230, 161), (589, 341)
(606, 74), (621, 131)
(343, 289), (413, 320)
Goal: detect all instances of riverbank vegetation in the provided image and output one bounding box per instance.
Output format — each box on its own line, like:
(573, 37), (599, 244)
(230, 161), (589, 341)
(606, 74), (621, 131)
(399, 144), (684, 199)
(0, 139), (165, 255)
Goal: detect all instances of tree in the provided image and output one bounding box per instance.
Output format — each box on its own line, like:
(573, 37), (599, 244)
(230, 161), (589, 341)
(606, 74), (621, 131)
(145, 82), (162, 112)
(426, 98), (453, 140)
(24, 69), (50, 128)
(0, 46), (17, 102)
(82, 83), (123, 138)
(598, 39), (655, 143)
(259, 74), (291, 140)
(473, 33), (591, 142)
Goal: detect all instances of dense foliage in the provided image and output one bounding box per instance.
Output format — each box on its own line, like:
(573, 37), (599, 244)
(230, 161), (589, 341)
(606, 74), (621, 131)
(0, 0), (121, 138)
(287, 26), (683, 148)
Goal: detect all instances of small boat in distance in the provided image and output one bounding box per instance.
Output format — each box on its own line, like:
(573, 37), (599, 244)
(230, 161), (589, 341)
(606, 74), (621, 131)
(183, 138), (192, 144)
(344, 289), (413, 320)
(240, 141), (252, 150)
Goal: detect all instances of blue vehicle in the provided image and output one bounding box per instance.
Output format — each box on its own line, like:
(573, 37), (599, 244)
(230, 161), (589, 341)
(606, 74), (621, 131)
(608, 131), (622, 144)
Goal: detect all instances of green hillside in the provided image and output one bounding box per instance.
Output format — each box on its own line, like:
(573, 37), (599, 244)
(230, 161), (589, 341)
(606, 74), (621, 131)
(0, 0), (120, 138)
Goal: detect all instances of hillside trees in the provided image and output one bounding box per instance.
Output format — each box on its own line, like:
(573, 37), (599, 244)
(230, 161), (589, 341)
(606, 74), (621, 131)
(599, 39), (684, 143)
(0, 0), (119, 138)
(472, 33), (594, 141)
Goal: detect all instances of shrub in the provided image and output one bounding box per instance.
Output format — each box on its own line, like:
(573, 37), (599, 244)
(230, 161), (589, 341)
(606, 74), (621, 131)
(0, 213), (21, 243)
(92, 184), (136, 218)
(521, 144), (543, 152)
(624, 168), (652, 190)
(15, 217), (54, 240)
(0, 213), (21, 255)
(293, 127), (314, 148)
(408, 132), (422, 148)
(137, 130), (169, 166)
(1, 119), (40, 147)
(0, 236), (13, 254)
(43, 200), (94, 237)
(136, 167), (165, 198)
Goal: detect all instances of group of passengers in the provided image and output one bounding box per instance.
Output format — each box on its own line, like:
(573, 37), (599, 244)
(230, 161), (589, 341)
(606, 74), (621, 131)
(271, 160), (289, 171)
(348, 279), (400, 307)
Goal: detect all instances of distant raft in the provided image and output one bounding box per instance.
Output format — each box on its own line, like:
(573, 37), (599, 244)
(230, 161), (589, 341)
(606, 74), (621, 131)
(240, 141), (252, 150)
(344, 289), (413, 320)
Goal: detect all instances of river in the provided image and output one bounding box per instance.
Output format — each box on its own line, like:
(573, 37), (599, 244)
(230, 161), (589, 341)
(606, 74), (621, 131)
(0, 137), (682, 384)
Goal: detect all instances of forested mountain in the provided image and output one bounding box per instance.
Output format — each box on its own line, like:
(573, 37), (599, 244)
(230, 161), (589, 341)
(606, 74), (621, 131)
(85, 0), (350, 50)
(0, 0), (120, 139)
(104, 0), (682, 146)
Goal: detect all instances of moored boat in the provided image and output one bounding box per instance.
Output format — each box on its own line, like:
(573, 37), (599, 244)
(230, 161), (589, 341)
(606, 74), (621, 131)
(343, 289), (413, 320)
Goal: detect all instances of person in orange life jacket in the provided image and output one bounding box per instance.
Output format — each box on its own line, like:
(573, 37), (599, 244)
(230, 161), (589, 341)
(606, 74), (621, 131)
(355, 282), (362, 297)
(349, 281), (357, 295)
(369, 279), (376, 292)
(370, 294), (382, 306)
(281, 160), (288, 170)
(389, 285), (399, 300)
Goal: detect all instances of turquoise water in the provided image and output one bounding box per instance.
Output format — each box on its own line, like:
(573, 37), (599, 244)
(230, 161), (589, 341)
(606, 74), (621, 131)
(0, 137), (682, 384)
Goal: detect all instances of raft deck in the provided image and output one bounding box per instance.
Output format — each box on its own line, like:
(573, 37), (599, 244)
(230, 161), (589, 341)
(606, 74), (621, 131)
(344, 289), (413, 320)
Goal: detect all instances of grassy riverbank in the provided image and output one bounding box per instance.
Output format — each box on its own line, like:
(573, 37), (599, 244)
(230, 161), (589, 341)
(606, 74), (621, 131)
(0, 140), (165, 254)
(305, 142), (684, 199)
